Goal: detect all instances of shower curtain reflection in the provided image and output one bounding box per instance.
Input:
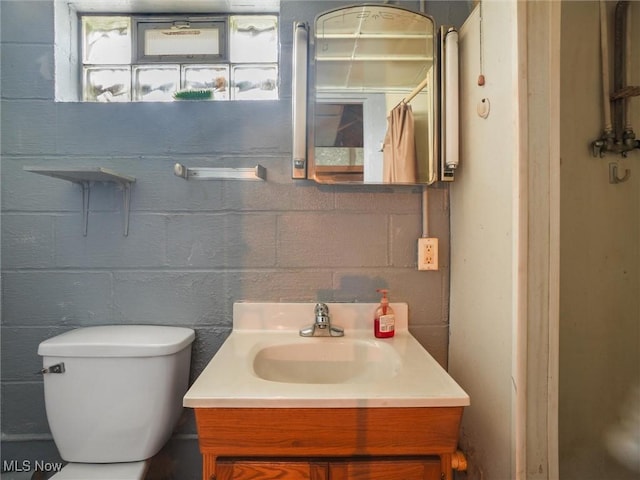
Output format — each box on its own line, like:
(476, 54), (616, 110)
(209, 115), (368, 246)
(383, 102), (417, 183)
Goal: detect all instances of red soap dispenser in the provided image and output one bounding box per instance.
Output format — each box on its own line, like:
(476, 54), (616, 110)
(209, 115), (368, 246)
(374, 289), (395, 338)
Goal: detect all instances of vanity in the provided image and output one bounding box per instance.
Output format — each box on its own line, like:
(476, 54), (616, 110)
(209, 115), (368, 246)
(184, 303), (470, 480)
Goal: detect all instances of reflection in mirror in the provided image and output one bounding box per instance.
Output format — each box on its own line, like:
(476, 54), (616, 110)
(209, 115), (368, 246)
(315, 103), (363, 148)
(308, 5), (437, 185)
(314, 92), (387, 183)
(314, 103), (364, 180)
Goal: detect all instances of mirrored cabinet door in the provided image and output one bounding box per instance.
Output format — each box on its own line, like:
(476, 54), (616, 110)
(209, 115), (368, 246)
(293, 4), (452, 185)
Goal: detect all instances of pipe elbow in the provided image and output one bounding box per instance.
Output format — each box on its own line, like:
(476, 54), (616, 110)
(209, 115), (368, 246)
(451, 450), (468, 472)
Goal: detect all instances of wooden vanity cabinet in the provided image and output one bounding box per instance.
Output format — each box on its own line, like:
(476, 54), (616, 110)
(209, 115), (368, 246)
(216, 457), (442, 480)
(330, 458), (442, 479)
(195, 406), (463, 480)
(216, 459), (328, 480)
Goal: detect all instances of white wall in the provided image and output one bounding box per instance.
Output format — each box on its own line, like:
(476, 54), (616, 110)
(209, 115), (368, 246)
(451, 2), (640, 480)
(449, 2), (521, 479)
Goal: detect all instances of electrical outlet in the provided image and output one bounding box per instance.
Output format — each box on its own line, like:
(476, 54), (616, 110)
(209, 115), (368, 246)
(418, 237), (439, 271)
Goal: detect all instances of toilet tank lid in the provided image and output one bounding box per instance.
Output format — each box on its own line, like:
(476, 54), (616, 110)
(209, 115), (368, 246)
(38, 325), (195, 357)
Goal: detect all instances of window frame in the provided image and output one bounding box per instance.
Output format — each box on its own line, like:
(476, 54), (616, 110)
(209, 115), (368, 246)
(133, 15), (228, 64)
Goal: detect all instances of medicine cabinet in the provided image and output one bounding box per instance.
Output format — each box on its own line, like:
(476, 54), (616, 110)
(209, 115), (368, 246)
(292, 4), (459, 185)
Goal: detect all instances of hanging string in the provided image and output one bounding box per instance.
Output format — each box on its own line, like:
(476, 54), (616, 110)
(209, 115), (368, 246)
(478, 0), (485, 86)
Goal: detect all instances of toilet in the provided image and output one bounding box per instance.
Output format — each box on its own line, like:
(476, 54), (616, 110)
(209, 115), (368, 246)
(38, 325), (195, 480)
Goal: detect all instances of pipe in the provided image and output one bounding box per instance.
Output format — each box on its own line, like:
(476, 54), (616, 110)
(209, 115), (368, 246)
(624, 1), (632, 130)
(615, 0), (639, 150)
(421, 186), (429, 237)
(451, 450), (468, 471)
(591, 1), (639, 156)
(600, 1), (613, 135)
(613, 1), (627, 140)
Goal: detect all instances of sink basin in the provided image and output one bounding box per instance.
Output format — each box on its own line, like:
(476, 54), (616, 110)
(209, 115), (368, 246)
(183, 302), (470, 408)
(252, 340), (401, 384)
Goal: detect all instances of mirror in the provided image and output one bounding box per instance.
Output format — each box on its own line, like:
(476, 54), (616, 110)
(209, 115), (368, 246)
(295, 4), (440, 185)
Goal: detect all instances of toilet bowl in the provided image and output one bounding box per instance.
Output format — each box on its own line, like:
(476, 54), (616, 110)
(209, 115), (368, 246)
(39, 462), (148, 480)
(38, 325), (195, 480)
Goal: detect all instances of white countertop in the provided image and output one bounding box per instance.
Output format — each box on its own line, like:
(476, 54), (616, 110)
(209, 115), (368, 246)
(183, 302), (470, 408)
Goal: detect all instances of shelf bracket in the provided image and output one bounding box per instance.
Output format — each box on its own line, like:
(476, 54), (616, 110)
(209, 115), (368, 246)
(24, 167), (136, 237)
(80, 181), (90, 236)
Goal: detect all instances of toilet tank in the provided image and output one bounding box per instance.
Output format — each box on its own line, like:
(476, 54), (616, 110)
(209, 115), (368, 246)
(38, 325), (195, 463)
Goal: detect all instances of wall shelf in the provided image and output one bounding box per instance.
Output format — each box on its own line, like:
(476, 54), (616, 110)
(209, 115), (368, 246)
(23, 167), (136, 236)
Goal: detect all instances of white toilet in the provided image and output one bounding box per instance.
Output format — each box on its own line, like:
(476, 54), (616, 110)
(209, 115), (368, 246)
(38, 325), (195, 480)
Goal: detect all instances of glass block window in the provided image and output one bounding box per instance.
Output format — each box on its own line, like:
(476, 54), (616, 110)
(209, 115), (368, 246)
(81, 14), (278, 102)
(229, 16), (278, 63)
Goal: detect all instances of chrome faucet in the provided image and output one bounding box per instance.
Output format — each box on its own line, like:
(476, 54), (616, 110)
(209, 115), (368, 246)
(299, 303), (344, 337)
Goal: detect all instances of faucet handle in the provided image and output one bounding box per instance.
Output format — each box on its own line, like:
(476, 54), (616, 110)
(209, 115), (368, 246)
(314, 303), (329, 316)
(300, 303), (344, 337)
(314, 303), (330, 328)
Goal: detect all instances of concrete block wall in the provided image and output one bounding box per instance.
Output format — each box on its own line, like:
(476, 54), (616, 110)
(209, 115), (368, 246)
(1, 1), (470, 478)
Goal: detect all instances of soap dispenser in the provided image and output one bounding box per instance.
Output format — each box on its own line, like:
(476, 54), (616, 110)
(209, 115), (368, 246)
(374, 289), (395, 338)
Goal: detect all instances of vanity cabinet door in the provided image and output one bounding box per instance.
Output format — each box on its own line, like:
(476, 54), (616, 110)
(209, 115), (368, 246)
(216, 460), (328, 480)
(329, 458), (442, 480)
